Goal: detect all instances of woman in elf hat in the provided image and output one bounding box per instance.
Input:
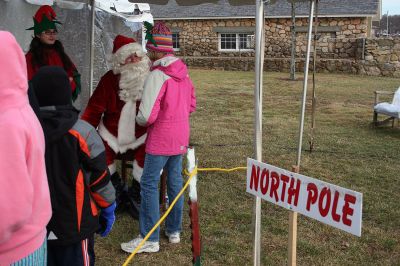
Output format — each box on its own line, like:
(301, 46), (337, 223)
(25, 5), (81, 101)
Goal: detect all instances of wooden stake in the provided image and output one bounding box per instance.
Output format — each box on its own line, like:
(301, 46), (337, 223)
(288, 211), (298, 266)
(288, 166), (300, 266)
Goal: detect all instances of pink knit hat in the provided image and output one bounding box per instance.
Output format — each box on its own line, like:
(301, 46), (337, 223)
(145, 22), (174, 53)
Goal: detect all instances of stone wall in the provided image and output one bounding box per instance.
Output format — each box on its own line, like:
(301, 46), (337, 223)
(182, 57), (360, 73)
(182, 39), (400, 77)
(163, 17), (367, 59)
(160, 18), (400, 77)
(357, 38), (400, 77)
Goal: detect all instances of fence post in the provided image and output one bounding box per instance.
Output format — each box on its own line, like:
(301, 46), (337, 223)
(362, 38), (366, 60)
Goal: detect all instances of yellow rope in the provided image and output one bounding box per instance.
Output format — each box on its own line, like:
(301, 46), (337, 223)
(197, 167), (247, 172)
(122, 166), (246, 266)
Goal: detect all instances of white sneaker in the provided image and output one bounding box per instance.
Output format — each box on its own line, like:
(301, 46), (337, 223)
(121, 236), (159, 253)
(165, 231), (180, 244)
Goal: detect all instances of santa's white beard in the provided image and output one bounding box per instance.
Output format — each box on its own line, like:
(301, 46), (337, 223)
(114, 57), (150, 102)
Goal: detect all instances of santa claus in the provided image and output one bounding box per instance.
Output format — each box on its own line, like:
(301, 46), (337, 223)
(82, 35), (150, 217)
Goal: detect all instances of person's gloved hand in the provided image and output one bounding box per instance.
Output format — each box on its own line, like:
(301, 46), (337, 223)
(98, 202), (116, 237)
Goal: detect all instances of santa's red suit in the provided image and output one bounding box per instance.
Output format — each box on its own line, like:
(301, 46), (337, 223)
(82, 35), (150, 183)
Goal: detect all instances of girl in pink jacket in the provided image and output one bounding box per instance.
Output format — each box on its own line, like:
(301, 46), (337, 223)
(0, 31), (51, 265)
(121, 22), (196, 254)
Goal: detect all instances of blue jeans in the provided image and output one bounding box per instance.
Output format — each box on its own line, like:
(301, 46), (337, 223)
(139, 153), (184, 242)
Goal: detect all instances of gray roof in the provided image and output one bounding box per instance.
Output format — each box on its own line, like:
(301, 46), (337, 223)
(150, 0), (380, 19)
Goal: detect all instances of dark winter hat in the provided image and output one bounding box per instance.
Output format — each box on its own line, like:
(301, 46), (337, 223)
(144, 21), (174, 53)
(32, 66), (72, 107)
(27, 5), (61, 35)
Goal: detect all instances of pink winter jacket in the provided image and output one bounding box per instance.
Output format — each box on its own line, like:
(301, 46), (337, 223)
(137, 55), (196, 155)
(0, 31), (51, 265)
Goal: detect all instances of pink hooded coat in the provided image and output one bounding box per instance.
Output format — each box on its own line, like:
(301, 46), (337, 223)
(136, 55), (196, 155)
(0, 31), (51, 265)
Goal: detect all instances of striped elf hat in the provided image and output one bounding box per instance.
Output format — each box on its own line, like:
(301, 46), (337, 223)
(145, 22), (174, 53)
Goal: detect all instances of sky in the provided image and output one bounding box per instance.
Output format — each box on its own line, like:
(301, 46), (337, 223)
(383, 0), (400, 15)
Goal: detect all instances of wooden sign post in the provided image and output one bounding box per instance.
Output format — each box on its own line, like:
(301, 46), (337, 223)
(288, 165), (299, 266)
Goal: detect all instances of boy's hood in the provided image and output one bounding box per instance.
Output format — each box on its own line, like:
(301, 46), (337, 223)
(40, 106), (79, 143)
(0, 31), (28, 111)
(151, 55), (188, 81)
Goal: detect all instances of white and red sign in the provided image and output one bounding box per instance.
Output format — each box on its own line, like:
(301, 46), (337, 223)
(246, 158), (362, 236)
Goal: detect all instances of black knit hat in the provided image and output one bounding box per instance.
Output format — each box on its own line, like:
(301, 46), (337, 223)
(32, 66), (72, 107)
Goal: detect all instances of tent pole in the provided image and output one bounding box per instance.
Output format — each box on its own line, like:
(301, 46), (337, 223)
(309, 0), (319, 152)
(252, 0), (265, 265)
(288, 3), (315, 266)
(89, 0), (96, 96)
(296, 0), (315, 167)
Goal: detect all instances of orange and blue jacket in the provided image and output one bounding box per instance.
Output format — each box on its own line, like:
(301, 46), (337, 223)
(39, 105), (115, 245)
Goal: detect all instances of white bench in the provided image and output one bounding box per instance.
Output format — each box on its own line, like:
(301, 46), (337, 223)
(373, 87), (400, 127)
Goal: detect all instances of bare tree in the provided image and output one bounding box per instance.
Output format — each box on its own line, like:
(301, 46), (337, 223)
(380, 15), (400, 35)
(290, 1), (296, 80)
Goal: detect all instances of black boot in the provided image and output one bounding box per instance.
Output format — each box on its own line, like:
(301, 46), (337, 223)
(126, 179), (141, 220)
(110, 172), (127, 212)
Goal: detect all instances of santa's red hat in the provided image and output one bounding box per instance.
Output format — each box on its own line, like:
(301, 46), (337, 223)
(111, 35), (147, 72)
(113, 35), (135, 53)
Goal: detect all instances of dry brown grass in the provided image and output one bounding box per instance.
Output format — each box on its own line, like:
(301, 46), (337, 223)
(95, 70), (400, 266)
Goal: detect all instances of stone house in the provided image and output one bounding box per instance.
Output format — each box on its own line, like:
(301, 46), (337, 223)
(149, 0), (382, 72)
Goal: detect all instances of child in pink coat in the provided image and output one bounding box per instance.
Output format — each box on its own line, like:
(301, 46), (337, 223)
(0, 31), (51, 265)
(121, 22), (196, 254)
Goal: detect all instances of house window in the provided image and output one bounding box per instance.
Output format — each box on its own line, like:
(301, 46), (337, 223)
(172, 33), (180, 51)
(219, 33), (254, 51)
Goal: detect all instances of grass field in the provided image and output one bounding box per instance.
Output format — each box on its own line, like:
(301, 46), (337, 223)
(95, 70), (400, 265)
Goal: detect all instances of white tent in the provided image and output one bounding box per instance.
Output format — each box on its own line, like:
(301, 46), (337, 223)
(125, 2), (317, 266)
(0, 0), (153, 107)
(0, 1), (317, 264)
(134, 2), (316, 266)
